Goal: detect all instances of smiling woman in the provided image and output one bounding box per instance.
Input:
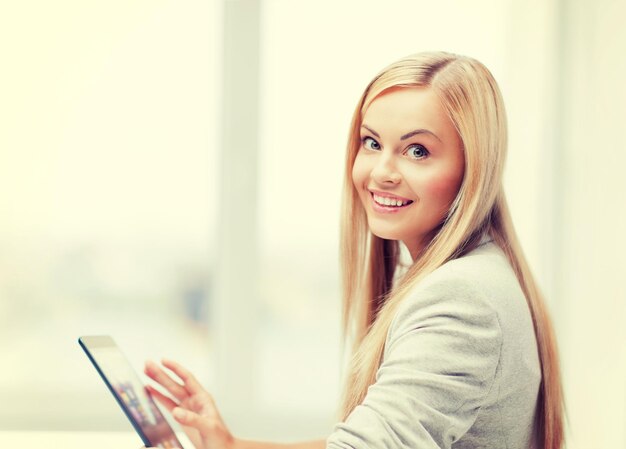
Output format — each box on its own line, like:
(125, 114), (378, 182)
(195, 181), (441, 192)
(337, 52), (563, 449)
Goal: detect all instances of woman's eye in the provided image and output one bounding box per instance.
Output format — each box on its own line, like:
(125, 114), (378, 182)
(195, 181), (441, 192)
(362, 137), (381, 151)
(407, 144), (429, 159)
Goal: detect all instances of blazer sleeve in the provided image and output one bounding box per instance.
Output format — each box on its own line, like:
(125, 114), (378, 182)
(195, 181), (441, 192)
(326, 275), (503, 449)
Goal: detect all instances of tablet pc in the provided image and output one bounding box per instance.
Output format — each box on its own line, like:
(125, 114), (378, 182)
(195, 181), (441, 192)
(79, 335), (185, 449)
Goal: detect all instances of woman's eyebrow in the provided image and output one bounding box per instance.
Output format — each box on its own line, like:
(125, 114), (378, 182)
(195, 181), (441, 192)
(361, 124), (380, 138)
(361, 124), (441, 142)
(401, 129), (442, 142)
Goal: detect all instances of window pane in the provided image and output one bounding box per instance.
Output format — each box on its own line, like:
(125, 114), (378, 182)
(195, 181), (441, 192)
(0, 0), (220, 430)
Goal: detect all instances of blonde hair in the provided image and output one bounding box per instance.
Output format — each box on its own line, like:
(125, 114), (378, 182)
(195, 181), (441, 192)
(339, 51), (564, 449)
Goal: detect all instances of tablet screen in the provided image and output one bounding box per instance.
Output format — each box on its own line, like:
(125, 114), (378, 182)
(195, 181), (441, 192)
(79, 336), (184, 449)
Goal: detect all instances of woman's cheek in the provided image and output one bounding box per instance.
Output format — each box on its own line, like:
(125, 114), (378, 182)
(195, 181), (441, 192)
(421, 170), (463, 207)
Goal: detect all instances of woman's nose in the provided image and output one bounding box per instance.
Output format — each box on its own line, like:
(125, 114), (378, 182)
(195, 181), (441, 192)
(371, 153), (401, 185)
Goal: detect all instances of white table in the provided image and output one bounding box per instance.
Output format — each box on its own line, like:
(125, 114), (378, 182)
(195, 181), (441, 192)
(0, 431), (192, 449)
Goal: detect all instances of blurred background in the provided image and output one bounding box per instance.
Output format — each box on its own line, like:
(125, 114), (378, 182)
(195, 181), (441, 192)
(0, 0), (624, 448)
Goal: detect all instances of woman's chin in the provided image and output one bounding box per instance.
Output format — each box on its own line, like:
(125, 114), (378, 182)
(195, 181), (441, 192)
(367, 226), (403, 242)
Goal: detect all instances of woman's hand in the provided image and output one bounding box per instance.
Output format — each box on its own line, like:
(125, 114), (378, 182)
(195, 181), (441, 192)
(144, 358), (235, 449)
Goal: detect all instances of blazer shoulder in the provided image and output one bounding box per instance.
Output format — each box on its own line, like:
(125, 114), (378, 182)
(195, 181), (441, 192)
(389, 242), (525, 346)
(385, 243), (506, 368)
(420, 242), (521, 301)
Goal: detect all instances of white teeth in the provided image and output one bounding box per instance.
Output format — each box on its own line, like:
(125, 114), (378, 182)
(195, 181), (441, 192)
(373, 194), (409, 207)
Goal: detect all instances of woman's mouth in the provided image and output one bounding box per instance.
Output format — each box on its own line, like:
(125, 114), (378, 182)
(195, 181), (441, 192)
(371, 192), (414, 208)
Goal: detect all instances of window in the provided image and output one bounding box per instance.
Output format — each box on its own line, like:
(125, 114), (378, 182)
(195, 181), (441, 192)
(0, 1), (220, 429)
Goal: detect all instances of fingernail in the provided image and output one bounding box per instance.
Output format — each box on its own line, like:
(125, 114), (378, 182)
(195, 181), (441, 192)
(173, 408), (186, 419)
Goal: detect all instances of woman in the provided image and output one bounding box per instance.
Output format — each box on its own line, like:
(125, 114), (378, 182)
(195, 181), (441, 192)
(144, 51), (565, 449)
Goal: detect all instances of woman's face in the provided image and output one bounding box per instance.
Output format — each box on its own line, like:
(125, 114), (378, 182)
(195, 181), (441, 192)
(352, 87), (465, 259)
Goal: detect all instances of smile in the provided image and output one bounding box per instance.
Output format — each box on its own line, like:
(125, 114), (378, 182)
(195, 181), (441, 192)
(371, 192), (414, 208)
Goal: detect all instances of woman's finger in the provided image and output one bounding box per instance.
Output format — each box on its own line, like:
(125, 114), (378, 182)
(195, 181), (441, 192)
(161, 358), (205, 396)
(144, 360), (188, 401)
(145, 384), (178, 412)
(172, 407), (219, 437)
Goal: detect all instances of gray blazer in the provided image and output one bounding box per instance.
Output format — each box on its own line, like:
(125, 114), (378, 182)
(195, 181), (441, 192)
(327, 240), (541, 449)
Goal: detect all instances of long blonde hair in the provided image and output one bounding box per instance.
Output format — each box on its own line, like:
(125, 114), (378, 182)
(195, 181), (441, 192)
(339, 51), (564, 449)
